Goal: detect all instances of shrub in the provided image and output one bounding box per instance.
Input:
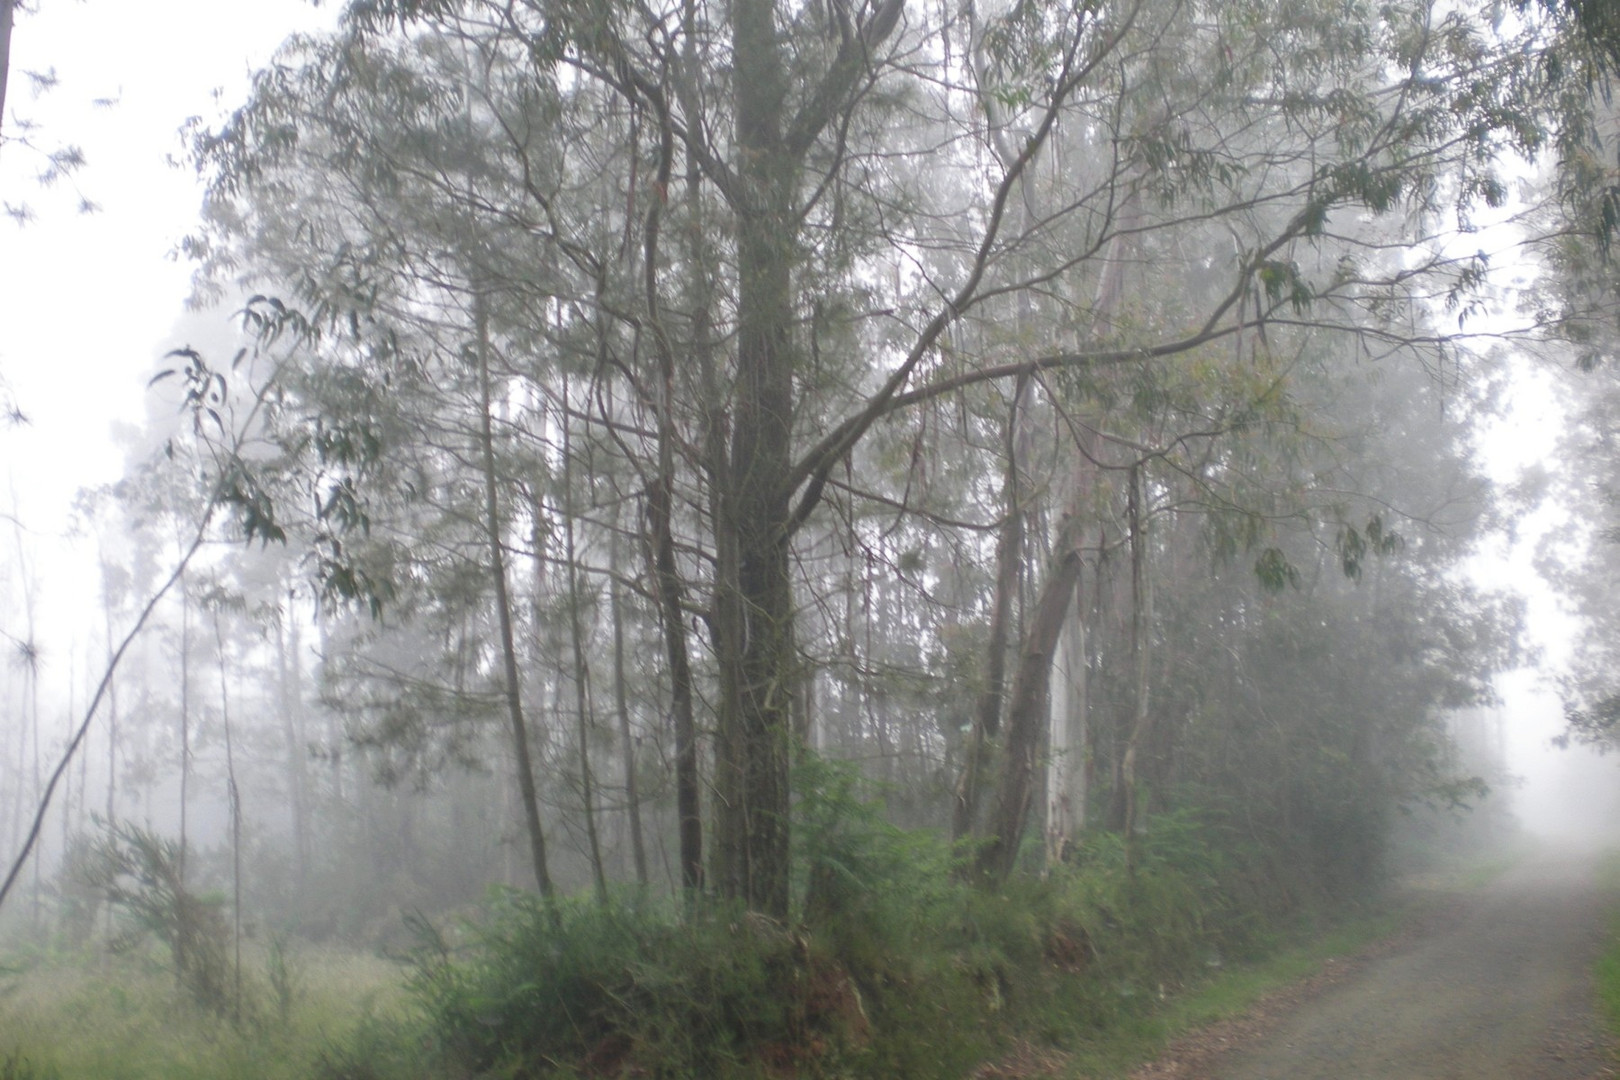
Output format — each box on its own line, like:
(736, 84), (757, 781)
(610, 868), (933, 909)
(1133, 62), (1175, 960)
(83, 823), (233, 1017)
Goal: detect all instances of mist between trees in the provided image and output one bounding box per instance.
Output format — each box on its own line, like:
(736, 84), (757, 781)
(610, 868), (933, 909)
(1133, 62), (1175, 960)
(3, 0), (1620, 1070)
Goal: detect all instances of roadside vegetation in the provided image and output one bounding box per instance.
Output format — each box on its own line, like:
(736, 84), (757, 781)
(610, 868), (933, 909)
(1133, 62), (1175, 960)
(0, 794), (1503, 1080)
(1594, 855), (1620, 1040)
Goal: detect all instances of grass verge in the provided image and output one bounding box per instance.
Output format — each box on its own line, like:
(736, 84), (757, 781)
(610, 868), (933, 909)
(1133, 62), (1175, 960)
(0, 945), (404, 1080)
(1595, 852), (1620, 1036)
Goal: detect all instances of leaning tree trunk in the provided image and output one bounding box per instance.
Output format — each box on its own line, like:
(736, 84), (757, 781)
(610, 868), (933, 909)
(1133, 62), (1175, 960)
(976, 513), (1086, 885)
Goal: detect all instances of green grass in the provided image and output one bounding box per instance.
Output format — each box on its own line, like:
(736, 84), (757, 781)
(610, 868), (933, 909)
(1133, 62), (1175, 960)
(0, 945), (406, 1080)
(1594, 852), (1620, 1036)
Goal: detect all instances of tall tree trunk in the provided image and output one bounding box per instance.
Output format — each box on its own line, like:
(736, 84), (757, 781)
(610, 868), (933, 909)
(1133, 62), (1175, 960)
(642, 82), (703, 894)
(713, 0), (797, 918)
(103, 597), (117, 824)
(610, 563), (649, 887)
(1120, 463), (1154, 876)
(561, 385), (608, 904)
(976, 513), (1085, 884)
(212, 608), (244, 1023)
(1045, 572), (1087, 868)
(473, 288), (554, 900)
(275, 592), (310, 897)
(952, 376), (1028, 846)
(178, 577), (191, 886)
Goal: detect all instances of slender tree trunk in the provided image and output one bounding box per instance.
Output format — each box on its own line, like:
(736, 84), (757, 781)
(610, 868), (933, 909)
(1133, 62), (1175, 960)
(640, 105), (703, 893)
(1121, 464), (1154, 876)
(472, 288), (554, 900)
(560, 382), (608, 904)
(212, 608), (243, 1023)
(178, 577), (191, 885)
(610, 564), (649, 887)
(275, 593), (310, 896)
(101, 565), (118, 825)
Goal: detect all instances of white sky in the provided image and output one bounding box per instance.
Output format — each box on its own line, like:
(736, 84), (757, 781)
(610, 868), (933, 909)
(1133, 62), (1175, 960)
(1, 0), (335, 503)
(0, 0), (335, 655)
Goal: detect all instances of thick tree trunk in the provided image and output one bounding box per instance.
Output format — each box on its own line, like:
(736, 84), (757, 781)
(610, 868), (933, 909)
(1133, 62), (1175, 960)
(713, 0), (797, 918)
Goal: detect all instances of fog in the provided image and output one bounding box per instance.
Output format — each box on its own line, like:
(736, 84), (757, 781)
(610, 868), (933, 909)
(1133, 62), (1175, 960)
(1499, 669), (1620, 850)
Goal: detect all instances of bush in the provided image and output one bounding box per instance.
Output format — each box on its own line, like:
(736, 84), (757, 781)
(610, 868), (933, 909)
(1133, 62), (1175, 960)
(84, 823), (233, 1018)
(347, 800), (1325, 1079)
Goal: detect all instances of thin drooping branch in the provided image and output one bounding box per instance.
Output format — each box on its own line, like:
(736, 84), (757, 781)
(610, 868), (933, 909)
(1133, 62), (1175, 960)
(0, 512), (211, 913)
(0, 365), (279, 915)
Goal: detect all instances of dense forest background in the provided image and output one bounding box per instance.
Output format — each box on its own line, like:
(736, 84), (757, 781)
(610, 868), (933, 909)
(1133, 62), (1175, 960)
(5, 0), (1620, 1075)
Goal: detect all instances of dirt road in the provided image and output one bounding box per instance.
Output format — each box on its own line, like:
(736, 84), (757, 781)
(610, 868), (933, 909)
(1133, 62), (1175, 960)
(1206, 848), (1616, 1080)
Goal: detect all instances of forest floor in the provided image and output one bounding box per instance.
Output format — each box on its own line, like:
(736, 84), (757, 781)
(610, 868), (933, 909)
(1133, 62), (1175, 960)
(1120, 844), (1618, 1080)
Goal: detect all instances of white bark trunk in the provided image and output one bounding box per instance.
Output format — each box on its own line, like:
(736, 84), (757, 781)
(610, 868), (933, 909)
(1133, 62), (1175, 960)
(1045, 581), (1087, 868)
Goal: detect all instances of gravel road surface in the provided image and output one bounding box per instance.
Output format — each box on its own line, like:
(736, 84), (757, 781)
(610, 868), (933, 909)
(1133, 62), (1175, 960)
(1206, 848), (1616, 1080)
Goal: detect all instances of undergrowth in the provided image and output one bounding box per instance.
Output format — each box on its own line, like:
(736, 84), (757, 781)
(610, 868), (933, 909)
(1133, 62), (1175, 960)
(2, 765), (1408, 1080)
(304, 766), (1376, 1080)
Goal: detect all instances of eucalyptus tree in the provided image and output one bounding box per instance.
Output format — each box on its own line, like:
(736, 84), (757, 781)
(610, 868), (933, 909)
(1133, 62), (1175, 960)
(178, 0), (1566, 916)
